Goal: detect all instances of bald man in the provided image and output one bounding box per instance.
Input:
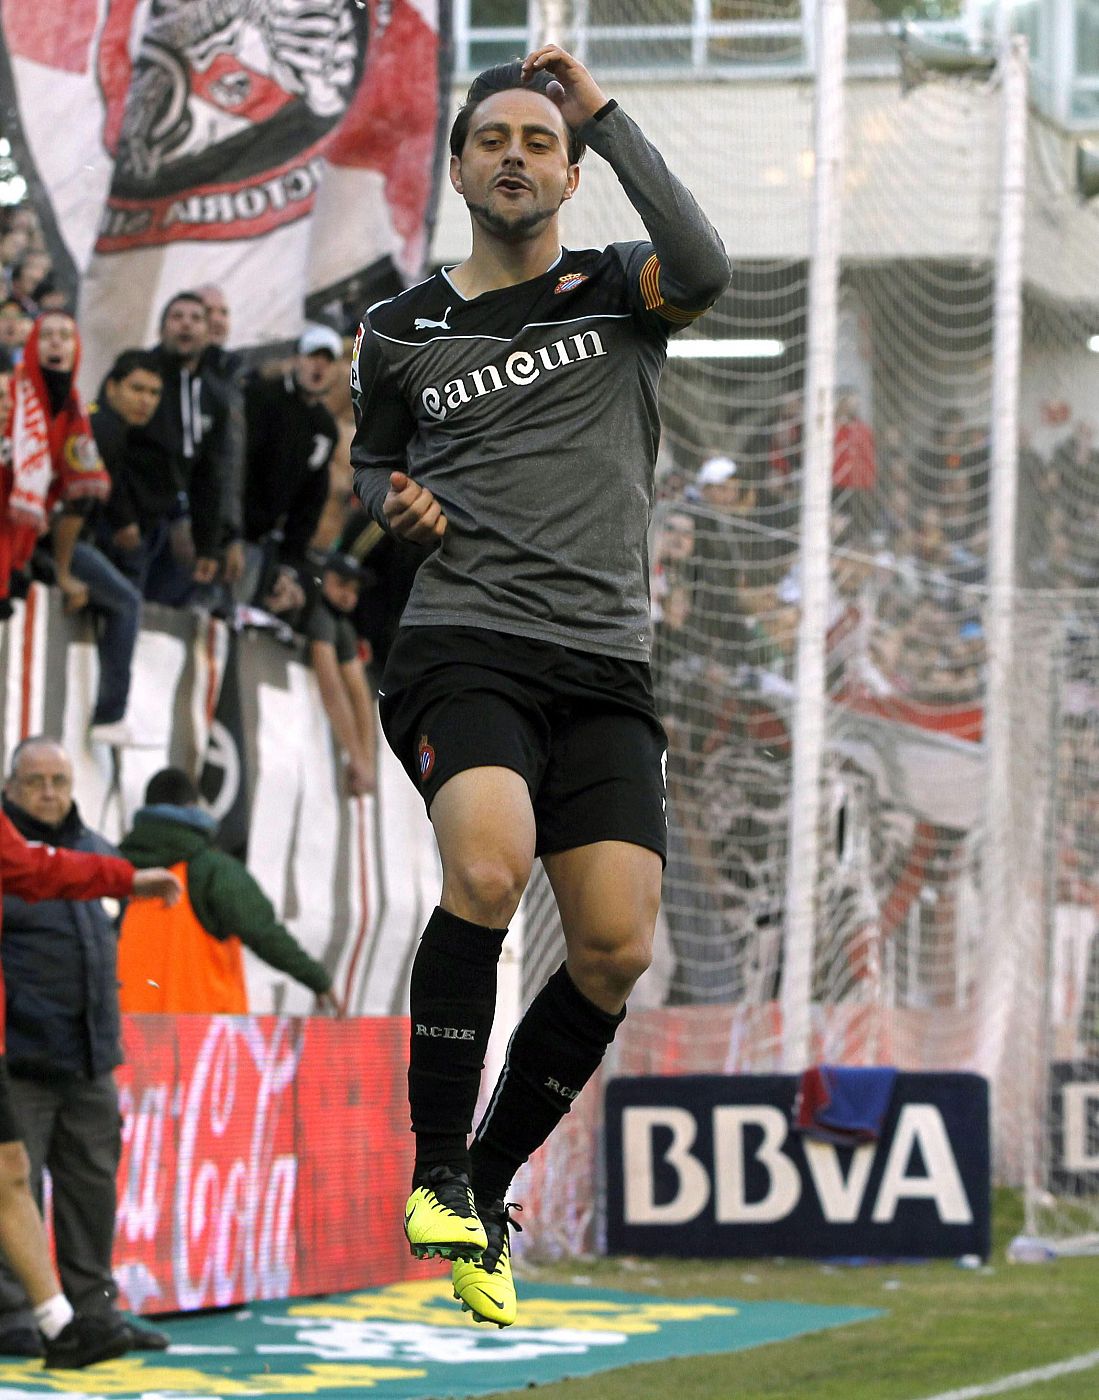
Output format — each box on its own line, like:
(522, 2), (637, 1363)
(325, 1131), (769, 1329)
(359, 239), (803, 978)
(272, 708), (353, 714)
(0, 737), (179, 1365)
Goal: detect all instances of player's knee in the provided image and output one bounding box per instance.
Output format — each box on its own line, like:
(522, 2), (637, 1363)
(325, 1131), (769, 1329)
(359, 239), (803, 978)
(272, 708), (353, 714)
(575, 928), (653, 1002)
(573, 878), (660, 997)
(603, 936), (653, 994)
(0, 1142), (31, 1197)
(443, 855), (528, 927)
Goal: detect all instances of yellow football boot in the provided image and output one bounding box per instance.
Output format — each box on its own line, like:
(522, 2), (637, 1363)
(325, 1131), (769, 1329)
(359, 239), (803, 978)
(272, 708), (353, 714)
(452, 1199), (522, 1327)
(403, 1166), (487, 1262)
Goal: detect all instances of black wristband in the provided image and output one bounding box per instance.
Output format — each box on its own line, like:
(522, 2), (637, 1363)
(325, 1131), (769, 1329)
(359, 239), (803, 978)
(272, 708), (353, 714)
(591, 99), (618, 123)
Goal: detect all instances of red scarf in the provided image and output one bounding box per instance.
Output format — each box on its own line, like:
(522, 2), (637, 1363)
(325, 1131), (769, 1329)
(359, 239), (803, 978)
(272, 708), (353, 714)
(0, 315), (111, 586)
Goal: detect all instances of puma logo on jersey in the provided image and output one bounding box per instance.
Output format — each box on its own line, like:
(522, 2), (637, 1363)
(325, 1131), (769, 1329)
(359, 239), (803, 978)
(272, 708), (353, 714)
(414, 307), (453, 332)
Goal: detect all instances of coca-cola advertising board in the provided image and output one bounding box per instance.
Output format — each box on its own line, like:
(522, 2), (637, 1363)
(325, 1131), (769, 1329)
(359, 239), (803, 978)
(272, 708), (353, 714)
(114, 1014), (434, 1315)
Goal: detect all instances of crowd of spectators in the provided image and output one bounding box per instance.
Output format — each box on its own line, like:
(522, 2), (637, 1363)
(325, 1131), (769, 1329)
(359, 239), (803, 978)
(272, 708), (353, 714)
(0, 206), (368, 1354)
(650, 387), (1009, 742)
(0, 201), (418, 798)
(649, 384), (1099, 1007)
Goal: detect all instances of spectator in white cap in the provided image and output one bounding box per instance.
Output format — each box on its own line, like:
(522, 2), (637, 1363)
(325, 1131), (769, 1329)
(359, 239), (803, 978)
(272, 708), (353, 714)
(682, 452), (771, 655)
(695, 452), (759, 516)
(697, 454), (737, 484)
(239, 326), (344, 612)
(298, 324), (345, 362)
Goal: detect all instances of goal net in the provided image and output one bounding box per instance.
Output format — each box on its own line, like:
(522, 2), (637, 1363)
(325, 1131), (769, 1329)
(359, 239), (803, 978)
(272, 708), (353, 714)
(506, 0), (1099, 1256)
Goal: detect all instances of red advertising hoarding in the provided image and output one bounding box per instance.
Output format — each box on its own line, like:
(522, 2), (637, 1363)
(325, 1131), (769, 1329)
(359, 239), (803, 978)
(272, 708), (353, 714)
(113, 1015), (435, 1316)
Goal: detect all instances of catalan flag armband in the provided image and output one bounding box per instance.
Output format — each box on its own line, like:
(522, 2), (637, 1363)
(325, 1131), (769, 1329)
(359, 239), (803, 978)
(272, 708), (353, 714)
(638, 254), (707, 326)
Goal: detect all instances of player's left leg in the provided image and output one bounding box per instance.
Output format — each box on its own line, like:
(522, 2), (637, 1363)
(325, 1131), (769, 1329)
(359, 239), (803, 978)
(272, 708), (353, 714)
(456, 839), (660, 1326)
(544, 838), (662, 1014)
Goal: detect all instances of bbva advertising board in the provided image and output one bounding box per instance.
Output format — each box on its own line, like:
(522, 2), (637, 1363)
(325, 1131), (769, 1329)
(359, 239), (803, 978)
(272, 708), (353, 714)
(1049, 1061), (1099, 1194)
(605, 1073), (990, 1259)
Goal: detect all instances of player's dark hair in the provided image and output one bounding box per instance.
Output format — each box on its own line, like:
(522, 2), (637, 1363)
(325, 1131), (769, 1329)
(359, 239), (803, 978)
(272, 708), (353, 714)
(158, 290), (206, 331)
(449, 61), (586, 166)
(106, 348), (162, 384)
(145, 767), (199, 806)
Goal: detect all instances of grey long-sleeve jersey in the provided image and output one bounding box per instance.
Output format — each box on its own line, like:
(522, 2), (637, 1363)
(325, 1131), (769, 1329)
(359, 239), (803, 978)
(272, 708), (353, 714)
(349, 103), (730, 662)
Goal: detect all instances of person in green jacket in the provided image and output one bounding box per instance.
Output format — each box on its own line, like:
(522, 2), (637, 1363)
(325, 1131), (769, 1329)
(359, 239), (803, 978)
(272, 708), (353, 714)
(117, 769), (341, 1015)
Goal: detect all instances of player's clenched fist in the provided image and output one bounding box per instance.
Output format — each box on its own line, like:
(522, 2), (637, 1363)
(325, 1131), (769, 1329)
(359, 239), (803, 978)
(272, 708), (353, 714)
(383, 470), (448, 545)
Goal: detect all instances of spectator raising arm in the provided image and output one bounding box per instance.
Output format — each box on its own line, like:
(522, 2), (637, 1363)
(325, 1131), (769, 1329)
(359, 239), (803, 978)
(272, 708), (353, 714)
(311, 635), (376, 797)
(118, 769), (333, 1014)
(306, 554), (377, 798)
(188, 852), (336, 999)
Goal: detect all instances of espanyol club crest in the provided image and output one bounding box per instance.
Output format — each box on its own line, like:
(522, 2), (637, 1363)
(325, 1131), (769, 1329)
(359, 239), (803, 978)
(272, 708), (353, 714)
(554, 272), (589, 295)
(417, 734), (435, 782)
(95, 0), (368, 251)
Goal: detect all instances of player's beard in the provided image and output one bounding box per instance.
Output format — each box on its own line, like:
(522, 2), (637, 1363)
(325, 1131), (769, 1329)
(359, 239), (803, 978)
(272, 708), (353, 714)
(465, 191), (561, 244)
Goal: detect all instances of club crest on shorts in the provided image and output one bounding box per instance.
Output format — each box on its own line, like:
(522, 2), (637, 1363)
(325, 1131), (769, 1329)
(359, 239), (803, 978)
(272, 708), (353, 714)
(554, 272), (588, 294)
(417, 735), (435, 782)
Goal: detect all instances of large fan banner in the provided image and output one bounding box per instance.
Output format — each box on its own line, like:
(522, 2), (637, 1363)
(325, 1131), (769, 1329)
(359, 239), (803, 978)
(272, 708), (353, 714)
(0, 0), (450, 383)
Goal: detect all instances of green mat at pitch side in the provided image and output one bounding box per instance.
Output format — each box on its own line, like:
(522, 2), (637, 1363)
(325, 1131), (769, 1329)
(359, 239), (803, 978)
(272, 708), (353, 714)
(0, 1280), (880, 1399)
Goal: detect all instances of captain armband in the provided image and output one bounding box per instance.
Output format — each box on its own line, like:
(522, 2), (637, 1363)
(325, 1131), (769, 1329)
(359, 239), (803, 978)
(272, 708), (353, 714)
(638, 254), (710, 326)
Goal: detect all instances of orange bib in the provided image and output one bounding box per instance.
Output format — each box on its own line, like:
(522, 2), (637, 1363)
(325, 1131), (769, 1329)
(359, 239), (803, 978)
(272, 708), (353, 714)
(118, 860), (247, 1014)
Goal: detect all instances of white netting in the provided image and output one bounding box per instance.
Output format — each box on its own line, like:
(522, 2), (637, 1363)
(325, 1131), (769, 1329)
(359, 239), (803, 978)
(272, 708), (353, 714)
(523, 14), (1005, 1044)
(507, 2), (1099, 1256)
(539, 3), (815, 1037)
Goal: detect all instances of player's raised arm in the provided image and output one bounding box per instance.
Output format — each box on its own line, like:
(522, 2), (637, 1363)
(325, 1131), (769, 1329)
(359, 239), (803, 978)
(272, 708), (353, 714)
(524, 44), (730, 319)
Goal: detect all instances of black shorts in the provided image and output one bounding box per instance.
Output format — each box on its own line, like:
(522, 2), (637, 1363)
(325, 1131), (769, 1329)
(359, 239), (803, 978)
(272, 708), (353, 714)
(379, 626), (668, 862)
(0, 1060), (23, 1145)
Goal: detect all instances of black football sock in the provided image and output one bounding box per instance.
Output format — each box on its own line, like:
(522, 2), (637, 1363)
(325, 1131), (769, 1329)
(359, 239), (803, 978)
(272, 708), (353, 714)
(409, 906), (506, 1186)
(469, 962), (624, 1205)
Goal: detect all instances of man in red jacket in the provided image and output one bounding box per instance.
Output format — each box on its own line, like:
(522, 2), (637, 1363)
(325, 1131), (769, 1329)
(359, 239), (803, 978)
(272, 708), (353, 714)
(0, 812), (178, 1368)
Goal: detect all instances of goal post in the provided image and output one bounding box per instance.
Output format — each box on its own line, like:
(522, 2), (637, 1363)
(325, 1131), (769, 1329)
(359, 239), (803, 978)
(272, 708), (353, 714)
(781, 0), (848, 1074)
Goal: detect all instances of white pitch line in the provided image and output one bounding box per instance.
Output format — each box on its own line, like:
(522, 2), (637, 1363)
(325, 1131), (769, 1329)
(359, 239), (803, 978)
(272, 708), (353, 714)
(911, 1348), (1099, 1400)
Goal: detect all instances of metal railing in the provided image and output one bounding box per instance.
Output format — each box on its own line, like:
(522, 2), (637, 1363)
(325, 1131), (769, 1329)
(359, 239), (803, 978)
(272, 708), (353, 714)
(451, 0), (1099, 132)
(451, 2), (981, 81)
